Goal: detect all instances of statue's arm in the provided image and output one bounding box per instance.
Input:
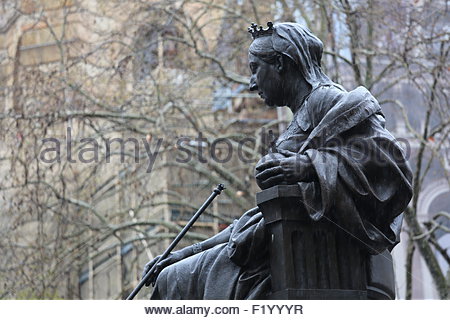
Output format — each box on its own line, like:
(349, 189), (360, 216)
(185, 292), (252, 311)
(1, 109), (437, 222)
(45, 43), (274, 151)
(198, 224), (233, 249)
(142, 223), (233, 286)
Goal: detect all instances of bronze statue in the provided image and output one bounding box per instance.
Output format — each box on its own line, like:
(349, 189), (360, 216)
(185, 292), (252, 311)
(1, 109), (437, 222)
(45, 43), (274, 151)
(142, 22), (413, 299)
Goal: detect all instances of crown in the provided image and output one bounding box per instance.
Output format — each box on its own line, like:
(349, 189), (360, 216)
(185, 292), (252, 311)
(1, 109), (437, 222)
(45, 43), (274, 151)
(248, 21), (274, 39)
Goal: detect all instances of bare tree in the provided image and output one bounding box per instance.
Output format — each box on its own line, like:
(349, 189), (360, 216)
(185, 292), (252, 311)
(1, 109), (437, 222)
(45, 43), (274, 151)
(0, 0), (448, 299)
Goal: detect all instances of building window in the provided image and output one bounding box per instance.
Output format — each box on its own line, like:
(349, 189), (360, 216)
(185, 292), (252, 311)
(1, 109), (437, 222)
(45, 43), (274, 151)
(133, 25), (181, 82)
(170, 207), (213, 223)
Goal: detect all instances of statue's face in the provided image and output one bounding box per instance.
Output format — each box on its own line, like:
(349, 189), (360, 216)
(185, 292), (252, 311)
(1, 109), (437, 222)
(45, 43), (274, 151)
(248, 38), (283, 107)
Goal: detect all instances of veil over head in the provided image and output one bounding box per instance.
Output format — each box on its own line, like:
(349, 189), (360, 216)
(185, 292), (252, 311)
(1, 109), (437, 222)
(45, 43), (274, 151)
(271, 23), (331, 88)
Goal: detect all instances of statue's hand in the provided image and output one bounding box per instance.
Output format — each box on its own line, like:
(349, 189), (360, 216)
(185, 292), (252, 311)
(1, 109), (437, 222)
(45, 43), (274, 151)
(142, 248), (191, 287)
(255, 153), (314, 189)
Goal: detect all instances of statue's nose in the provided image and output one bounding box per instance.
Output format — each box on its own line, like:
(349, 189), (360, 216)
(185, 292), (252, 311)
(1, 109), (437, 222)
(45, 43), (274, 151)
(249, 76), (258, 91)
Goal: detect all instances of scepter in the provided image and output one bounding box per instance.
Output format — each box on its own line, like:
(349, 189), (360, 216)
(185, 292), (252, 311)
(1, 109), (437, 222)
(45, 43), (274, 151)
(126, 183), (226, 300)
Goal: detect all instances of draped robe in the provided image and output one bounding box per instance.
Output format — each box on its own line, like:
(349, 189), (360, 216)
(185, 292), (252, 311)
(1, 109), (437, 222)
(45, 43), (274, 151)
(151, 84), (413, 299)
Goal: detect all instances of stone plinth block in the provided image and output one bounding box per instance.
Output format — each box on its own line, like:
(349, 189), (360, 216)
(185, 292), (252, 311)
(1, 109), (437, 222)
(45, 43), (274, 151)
(257, 185), (368, 299)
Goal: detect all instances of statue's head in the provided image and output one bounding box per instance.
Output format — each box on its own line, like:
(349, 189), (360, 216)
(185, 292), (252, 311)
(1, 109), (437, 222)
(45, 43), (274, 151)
(248, 22), (330, 107)
(248, 32), (285, 107)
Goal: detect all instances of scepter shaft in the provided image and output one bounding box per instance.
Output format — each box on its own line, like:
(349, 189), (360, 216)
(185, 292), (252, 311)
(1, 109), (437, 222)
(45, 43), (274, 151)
(126, 184), (225, 300)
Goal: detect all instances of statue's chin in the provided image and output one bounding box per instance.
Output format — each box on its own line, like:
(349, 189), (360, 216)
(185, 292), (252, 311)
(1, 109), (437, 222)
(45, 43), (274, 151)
(264, 98), (283, 108)
(264, 100), (279, 108)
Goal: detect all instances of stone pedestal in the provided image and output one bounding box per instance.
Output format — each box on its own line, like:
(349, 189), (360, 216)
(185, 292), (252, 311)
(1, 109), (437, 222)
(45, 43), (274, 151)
(256, 185), (368, 299)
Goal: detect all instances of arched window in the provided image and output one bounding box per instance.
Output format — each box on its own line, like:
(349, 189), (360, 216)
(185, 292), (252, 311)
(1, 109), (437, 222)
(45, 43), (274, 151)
(416, 178), (450, 298)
